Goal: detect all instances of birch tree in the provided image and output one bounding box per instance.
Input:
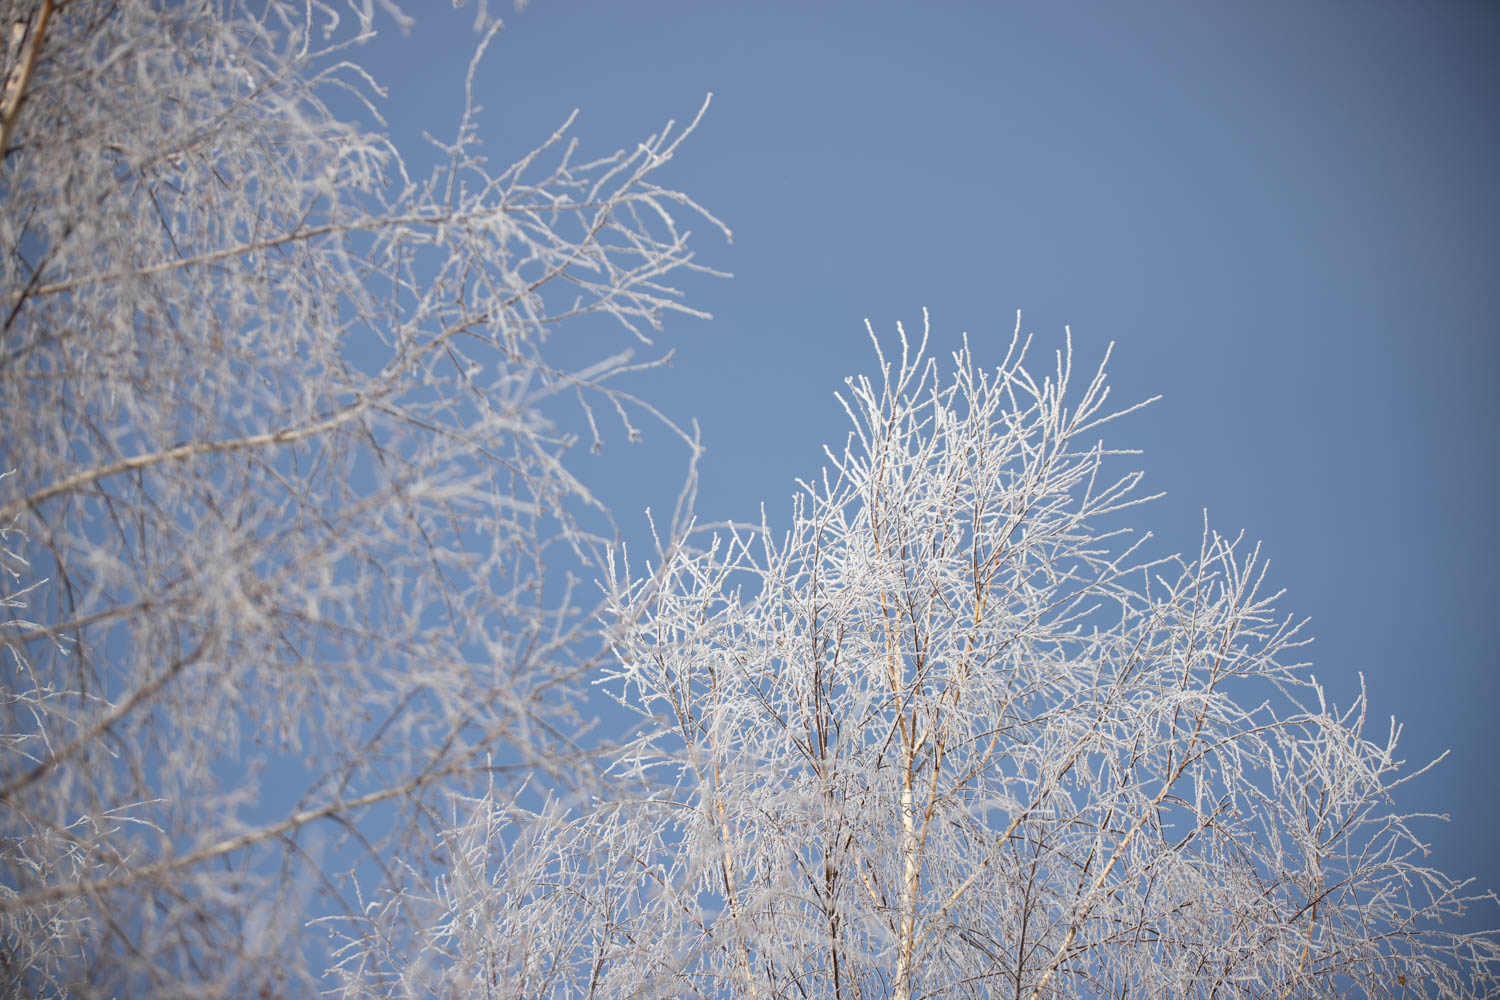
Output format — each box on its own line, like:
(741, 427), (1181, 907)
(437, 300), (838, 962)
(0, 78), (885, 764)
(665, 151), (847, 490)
(0, 1), (725, 996)
(355, 315), (1500, 998)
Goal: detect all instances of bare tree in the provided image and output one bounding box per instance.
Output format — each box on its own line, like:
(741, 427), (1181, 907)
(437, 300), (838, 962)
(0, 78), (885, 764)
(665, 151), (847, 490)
(355, 314), (1500, 998)
(0, 1), (726, 996)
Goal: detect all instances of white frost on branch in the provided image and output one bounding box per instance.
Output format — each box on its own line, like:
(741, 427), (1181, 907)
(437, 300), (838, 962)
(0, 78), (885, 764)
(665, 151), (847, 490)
(0, 1), (725, 996)
(353, 313), (1500, 999)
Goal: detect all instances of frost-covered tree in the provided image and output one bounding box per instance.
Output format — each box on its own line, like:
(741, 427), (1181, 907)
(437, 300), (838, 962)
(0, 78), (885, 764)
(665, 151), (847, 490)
(354, 315), (1500, 998)
(0, 1), (725, 996)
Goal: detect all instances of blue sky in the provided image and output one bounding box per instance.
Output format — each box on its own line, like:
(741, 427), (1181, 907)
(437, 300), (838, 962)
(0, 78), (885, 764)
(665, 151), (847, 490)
(360, 0), (1498, 926)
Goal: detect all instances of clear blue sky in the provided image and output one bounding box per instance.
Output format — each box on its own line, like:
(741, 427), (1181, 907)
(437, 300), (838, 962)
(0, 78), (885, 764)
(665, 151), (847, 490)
(361, 0), (1499, 926)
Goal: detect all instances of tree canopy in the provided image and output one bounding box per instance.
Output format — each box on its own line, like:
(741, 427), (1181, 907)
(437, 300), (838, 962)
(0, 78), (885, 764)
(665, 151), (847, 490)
(336, 315), (1500, 998)
(1, 2), (722, 995)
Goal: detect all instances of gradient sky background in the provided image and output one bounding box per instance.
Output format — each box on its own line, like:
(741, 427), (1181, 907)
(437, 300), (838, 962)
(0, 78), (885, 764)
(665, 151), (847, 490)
(356, 0), (1498, 932)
